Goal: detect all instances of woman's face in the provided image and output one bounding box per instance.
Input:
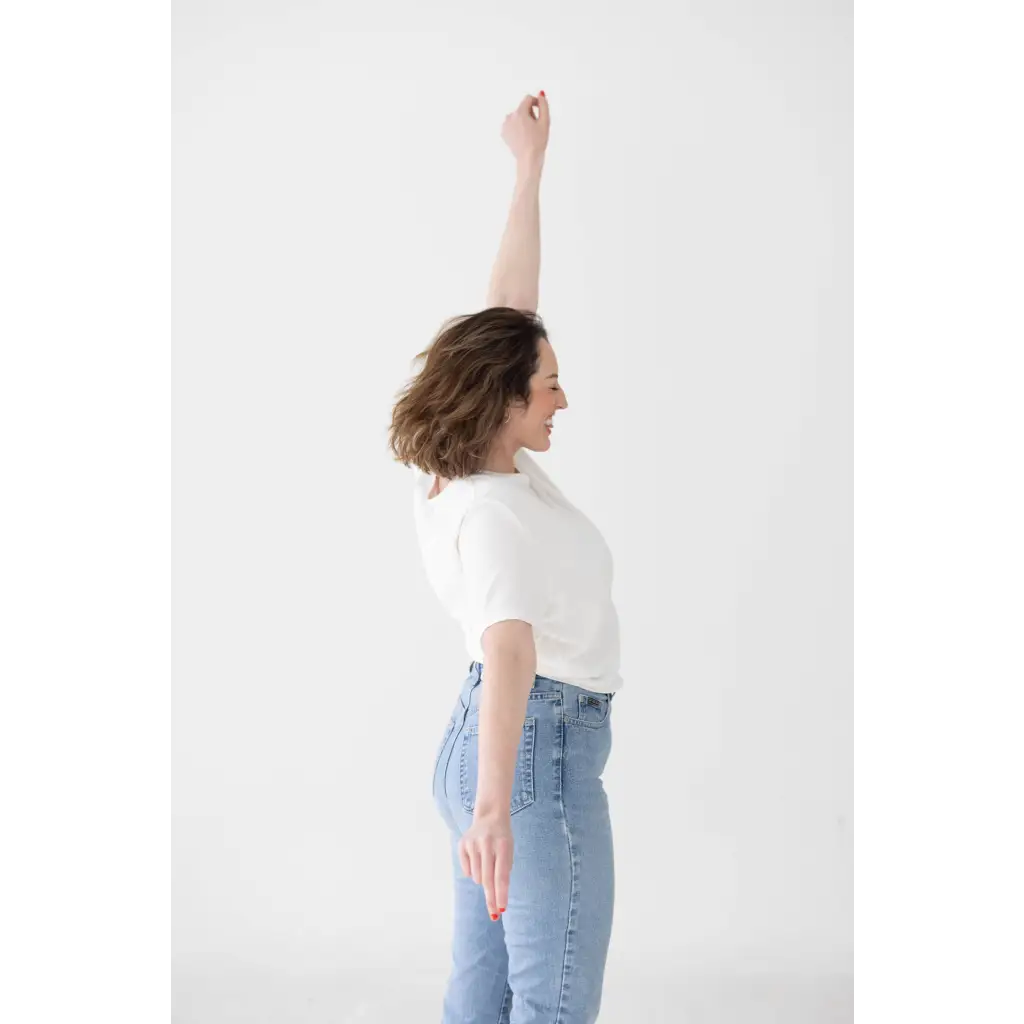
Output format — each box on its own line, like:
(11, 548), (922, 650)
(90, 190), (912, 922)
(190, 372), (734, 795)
(509, 336), (568, 452)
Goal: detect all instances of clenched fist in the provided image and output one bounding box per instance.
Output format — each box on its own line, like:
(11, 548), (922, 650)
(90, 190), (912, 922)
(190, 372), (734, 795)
(501, 92), (550, 166)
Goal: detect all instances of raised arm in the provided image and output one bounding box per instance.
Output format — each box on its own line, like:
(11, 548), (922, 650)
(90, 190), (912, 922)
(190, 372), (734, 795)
(486, 92), (550, 312)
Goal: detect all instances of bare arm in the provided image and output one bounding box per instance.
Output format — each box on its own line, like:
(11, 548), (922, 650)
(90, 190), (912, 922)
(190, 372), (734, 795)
(456, 619), (536, 919)
(486, 93), (550, 312)
(474, 620), (537, 819)
(486, 159), (544, 312)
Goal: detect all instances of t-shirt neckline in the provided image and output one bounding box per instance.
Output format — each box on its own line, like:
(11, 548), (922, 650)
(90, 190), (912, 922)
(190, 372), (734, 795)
(477, 469), (530, 481)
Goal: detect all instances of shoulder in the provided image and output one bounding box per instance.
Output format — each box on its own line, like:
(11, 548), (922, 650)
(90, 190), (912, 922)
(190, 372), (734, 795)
(457, 496), (535, 553)
(459, 495), (525, 530)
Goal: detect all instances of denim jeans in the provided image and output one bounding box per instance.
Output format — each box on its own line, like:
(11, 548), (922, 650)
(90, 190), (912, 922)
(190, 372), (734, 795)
(431, 660), (616, 1024)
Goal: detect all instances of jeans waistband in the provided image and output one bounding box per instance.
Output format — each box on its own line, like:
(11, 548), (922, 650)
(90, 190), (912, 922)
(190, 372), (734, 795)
(460, 660), (614, 710)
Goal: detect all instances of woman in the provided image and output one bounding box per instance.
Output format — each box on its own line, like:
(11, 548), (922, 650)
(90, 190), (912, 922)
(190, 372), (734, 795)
(388, 92), (623, 1024)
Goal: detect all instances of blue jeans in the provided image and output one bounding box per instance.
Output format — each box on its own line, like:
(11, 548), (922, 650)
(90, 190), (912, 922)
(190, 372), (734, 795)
(431, 660), (617, 1024)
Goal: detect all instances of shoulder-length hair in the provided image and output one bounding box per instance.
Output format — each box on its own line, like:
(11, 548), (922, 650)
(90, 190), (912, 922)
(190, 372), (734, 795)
(388, 307), (547, 479)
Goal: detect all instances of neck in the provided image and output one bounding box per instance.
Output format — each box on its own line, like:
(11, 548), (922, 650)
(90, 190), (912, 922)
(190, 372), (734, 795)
(482, 443), (519, 474)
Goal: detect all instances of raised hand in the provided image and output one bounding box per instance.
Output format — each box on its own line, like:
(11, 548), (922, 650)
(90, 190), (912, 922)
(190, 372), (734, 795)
(501, 92), (550, 167)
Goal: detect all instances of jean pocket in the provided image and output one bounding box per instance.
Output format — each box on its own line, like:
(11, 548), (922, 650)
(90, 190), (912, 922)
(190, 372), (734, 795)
(565, 691), (612, 728)
(459, 717), (536, 815)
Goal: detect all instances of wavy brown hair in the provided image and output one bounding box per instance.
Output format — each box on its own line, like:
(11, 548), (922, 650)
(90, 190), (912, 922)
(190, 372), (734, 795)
(388, 307), (548, 479)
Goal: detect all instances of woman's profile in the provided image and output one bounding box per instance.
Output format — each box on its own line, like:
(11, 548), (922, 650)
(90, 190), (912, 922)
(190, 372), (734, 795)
(388, 91), (623, 1024)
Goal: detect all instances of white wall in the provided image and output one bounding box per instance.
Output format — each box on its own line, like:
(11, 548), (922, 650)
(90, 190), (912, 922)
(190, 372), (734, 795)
(173, 1), (851, 1019)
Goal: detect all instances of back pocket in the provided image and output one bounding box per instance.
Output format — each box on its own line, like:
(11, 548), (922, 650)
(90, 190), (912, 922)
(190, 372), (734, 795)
(460, 717), (536, 815)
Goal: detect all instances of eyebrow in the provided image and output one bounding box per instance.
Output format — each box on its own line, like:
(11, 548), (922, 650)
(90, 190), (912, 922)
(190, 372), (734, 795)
(546, 373), (559, 379)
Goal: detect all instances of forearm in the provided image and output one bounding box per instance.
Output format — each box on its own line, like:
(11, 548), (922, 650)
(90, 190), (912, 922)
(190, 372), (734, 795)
(474, 640), (537, 819)
(486, 157), (544, 312)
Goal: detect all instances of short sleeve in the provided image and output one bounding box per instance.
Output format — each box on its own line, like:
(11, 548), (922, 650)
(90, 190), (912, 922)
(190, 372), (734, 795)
(457, 499), (546, 646)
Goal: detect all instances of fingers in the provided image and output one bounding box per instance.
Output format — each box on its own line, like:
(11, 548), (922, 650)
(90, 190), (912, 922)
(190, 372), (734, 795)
(515, 92), (550, 123)
(482, 850), (497, 918)
(477, 838), (499, 918)
(506, 93), (548, 133)
(458, 833), (509, 921)
(493, 841), (512, 916)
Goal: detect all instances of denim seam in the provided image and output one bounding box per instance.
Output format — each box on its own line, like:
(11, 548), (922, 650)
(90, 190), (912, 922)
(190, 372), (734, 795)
(442, 701), (471, 805)
(432, 715), (456, 799)
(562, 713), (610, 730)
(496, 978), (513, 1023)
(554, 712), (579, 1024)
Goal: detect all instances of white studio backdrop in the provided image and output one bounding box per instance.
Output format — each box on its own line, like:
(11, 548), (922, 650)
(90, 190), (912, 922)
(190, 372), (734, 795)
(173, 2), (851, 1020)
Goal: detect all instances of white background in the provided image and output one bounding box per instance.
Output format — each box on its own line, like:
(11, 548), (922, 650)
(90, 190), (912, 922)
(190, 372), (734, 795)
(173, 1), (851, 1020)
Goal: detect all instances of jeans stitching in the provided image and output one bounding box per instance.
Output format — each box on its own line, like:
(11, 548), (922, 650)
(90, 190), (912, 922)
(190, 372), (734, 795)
(496, 978), (513, 1023)
(432, 715), (456, 800)
(460, 718), (536, 814)
(554, 712), (578, 1023)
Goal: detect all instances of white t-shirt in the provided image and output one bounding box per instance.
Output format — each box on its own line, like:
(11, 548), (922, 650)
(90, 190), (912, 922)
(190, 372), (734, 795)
(411, 448), (623, 693)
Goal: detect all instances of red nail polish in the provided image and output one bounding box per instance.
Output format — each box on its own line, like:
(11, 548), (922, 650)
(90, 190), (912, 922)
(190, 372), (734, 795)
(499, 907), (506, 912)
(491, 913), (499, 920)
(540, 90), (546, 97)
